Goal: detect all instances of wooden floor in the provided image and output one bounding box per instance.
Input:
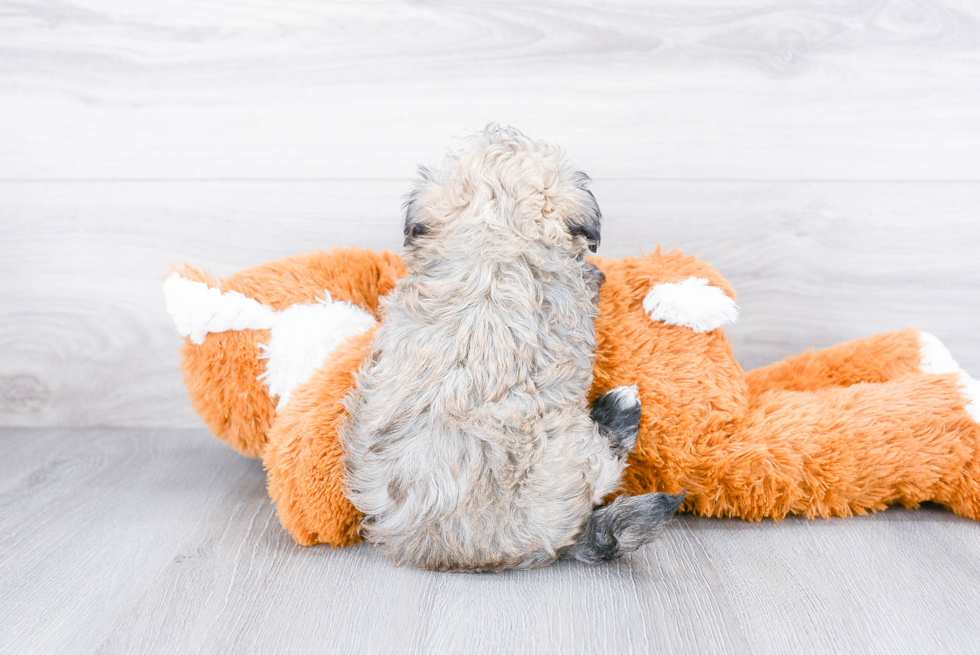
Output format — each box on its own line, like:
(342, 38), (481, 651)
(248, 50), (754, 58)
(3, 0), (980, 652)
(2, 427), (980, 655)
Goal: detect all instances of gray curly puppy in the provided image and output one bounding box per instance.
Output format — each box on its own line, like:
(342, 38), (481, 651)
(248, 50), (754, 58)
(341, 126), (683, 571)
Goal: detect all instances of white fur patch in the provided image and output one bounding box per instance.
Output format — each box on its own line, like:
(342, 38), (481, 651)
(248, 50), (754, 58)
(919, 332), (980, 423)
(589, 384), (641, 504)
(961, 375), (980, 424)
(164, 272), (277, 345)
(258, 298), (377, 410)
(642, 277), (738, 333)
(164, 273), (376, 410)
(607, 384), (640, 409)
(919, 332), (960, 375)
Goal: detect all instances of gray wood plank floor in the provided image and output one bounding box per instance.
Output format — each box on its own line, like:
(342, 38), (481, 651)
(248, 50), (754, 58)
(3, 427), (980, 655)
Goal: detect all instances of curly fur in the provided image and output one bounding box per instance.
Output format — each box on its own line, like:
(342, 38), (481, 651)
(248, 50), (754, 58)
(339, 126), (631, 570)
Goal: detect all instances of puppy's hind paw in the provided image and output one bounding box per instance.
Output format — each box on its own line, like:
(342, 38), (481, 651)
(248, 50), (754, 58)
(563, 490), (686, 564)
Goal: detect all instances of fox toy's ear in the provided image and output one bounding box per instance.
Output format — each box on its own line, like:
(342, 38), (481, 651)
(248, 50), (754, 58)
(566, 172), (601, 253)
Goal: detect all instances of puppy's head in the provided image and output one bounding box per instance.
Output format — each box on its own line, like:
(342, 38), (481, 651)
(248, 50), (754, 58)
(402, 125), (600, 267)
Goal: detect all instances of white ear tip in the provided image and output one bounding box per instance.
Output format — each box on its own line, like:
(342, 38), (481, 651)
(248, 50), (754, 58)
(643, 277), (738, 332)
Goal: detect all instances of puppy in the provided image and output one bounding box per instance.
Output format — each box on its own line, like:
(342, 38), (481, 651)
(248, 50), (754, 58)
(340, 126), (683, 571)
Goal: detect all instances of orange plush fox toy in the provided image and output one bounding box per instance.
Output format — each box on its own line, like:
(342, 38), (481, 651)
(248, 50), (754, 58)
(165, 247), (980, 547)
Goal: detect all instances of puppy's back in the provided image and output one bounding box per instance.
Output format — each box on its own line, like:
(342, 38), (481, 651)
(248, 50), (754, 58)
(341, 127), (616, 570)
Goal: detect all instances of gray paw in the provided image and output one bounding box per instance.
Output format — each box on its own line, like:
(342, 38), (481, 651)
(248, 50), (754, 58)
(563, 490), (686, 564)
(590, 385), (641, 456)
(582, 261), (606, 304)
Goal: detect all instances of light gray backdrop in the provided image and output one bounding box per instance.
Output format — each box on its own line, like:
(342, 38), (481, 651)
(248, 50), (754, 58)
(2, 2), (979, 654)
(2, 0), (978, 428)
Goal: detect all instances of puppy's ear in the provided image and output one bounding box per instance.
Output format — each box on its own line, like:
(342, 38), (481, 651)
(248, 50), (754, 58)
(403, 198), (427, 247)
(566, 173), (601, 253)
(403, 168), (431, 248)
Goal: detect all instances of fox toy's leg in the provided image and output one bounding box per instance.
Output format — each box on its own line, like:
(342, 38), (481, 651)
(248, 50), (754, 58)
(682, 372), (980, 522)
(263, 328), (377, 547)
(179, 326), (278, 458)
(744, 328), (959, 395)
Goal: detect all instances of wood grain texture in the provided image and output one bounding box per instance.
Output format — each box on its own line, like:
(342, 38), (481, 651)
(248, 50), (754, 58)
(1, 179), (977, 428)
(2, 427), (979, 655)
(2, 0), (980, 180)
(3, 3), (979, 650)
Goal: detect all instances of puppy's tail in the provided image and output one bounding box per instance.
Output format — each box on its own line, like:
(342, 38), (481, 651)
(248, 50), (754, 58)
(561, 490), (686, 564)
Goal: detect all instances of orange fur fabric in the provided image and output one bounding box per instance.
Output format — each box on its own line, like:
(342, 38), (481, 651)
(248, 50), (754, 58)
(166, 247), (980, 546)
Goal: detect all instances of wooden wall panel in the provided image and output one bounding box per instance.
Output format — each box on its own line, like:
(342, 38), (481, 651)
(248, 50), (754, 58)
(2, 0), (979, 180)
(1, 180), (976, 427)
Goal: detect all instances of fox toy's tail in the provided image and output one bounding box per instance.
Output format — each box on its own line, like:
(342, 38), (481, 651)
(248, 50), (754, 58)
(163, 248), (406, 457)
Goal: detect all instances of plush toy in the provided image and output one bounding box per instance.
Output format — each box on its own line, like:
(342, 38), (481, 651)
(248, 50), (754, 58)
(165, 246), (980, 547)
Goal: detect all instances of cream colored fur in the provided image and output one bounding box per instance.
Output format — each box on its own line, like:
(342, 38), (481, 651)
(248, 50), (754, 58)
(339, 126), (631, 570)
